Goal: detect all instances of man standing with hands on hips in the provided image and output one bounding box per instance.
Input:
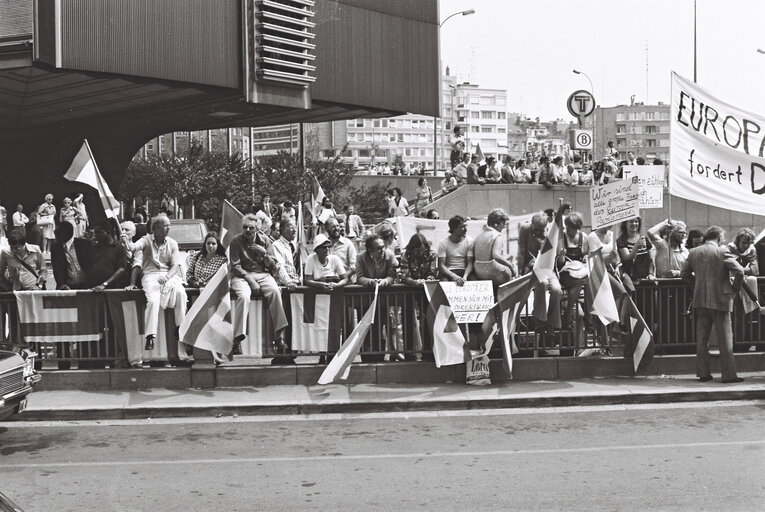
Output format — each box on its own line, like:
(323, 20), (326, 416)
(681, 226), (745, 383)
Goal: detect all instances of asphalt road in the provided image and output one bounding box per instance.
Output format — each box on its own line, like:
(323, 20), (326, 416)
(1, 401), (764, 511)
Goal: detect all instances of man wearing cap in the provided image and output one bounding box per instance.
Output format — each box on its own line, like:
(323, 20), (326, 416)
(229, 213), (289, 355)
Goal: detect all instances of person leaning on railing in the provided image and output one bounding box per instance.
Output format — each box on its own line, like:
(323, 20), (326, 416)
(727, 227), (761, 313)
(355, 234), (397, 363)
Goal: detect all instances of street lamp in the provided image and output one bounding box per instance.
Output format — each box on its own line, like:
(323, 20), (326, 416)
(572, 69), (593, 95)
(439, 9), (475, 28)
(434, 9), (475, 174)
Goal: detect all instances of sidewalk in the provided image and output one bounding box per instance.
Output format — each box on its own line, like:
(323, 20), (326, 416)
(18, 372), (765, 421)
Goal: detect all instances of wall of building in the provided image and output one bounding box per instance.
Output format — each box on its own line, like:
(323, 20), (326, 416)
(594, 103), (671, 162)
(428, 184), (765, 237)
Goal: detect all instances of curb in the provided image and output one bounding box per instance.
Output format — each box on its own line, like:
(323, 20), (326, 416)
(17, 388), (765, 422)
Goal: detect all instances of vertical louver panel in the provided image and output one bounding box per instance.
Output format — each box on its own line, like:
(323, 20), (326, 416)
(254, 0), (315, 87)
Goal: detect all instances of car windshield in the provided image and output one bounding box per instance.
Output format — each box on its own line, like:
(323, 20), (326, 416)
(171, 224), (203, 245)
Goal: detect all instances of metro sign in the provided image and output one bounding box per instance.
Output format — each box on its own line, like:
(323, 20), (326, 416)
(567, 90), (596, 125)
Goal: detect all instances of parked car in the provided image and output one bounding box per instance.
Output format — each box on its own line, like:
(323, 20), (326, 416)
(0, 343), (41, 421)
(169, 219), (209, 252)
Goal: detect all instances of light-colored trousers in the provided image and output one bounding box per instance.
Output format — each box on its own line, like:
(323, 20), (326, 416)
(141, 272), (187, 337)
(231, 273), (288, 339)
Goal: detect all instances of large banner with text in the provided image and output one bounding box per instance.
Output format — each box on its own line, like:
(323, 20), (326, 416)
(670, 72), (765, 216)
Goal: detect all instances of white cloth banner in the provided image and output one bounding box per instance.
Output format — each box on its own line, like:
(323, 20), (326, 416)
(670, 72), (765, 216)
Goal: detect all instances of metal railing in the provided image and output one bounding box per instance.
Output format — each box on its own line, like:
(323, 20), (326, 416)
(0, 278), (763, 368)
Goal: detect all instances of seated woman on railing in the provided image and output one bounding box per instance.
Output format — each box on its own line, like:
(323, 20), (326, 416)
(473, 208), (516, 288)
(437, 215), (474, 286)
(557, 212), (590, 331)
(186, 232), (227, 288)
(304, 234), (348, 291)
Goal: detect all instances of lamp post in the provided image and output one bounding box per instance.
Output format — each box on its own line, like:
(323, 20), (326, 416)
(434, 9), (475, 174)
(572, 69), (596, 158)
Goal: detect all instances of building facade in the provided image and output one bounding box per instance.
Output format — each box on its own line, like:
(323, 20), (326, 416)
(593, 102), (671, 162)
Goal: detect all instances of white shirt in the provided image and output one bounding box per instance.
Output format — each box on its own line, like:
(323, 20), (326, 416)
(12, 211), (29, 227)
(305, 253), (346, 281)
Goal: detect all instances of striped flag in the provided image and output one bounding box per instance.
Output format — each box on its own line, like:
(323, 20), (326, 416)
(14, 291), (101, 343)
(220, 200), (243, 248)
(424, 282), (471, 368)
(63, 140), (120, 218)
(309, 173), (326, 217)
(290, 289), (344, 353)
(586, 248), (619, 324)
(178, 265), (233, 356)
(533, 206), (562, 282)
(318, 286), (378, 385)
(475, 142), (485, 163)
(478, 273), (533, 378)
(623, 295), (654, 372)
(105, 291), (190, 365)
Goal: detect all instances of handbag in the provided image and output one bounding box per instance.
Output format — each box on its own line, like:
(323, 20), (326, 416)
(37, 214), (54, 227)
(561, 260), (589, 279)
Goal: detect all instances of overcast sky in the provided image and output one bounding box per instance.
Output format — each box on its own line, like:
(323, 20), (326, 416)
(439, 0), (765, 120)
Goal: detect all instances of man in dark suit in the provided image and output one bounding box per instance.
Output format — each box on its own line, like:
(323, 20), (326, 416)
(680, 226), (745, 383)
(51, 221), (92, 290)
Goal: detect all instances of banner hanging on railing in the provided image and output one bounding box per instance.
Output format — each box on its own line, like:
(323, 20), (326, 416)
(670, 72), (765, 217)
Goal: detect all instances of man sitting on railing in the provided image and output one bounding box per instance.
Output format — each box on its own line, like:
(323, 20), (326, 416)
(123, 214), (186, 352)
(440, 170), (458, 195)
(229, 213), (289, 356)
(267, 218), (301, 290)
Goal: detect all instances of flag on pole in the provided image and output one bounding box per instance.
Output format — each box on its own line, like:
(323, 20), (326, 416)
(474, 142), (485, 163)
(478, 273), (533, 378)
(220, 200), (243, 248)
(178, 265), (233, 356)
(533, 205), (562, 282)
(424, 282), (471, 368)
(586, 248), (619, 324)
(623, 295), (654, 372)
(295, 197), (309, 283)
(63, 140), (120, 218)
(309, 173), (326, 215)
(318, 286), (379, 385)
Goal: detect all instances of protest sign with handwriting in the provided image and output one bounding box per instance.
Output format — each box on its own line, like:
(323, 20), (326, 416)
(621, 165), (664, 209)
(439, 280), (495, 323)
(590, 177), (640, 229)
